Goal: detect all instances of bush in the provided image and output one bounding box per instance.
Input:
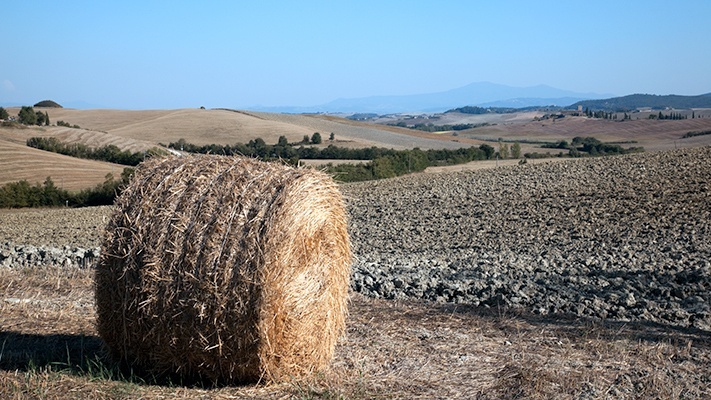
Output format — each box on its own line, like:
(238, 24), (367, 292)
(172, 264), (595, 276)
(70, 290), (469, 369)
(541, 140), (570, 149)
(27, 137), (163, 166)
(168, 139), (501, 183)
(0, 169), (134, 209)
(18, 106), (37, 125)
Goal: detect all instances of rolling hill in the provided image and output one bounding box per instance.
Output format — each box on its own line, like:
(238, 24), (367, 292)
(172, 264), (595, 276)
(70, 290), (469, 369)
(571, 93), (711, 111)
(0, 107), (474, 191)
(3, 104), (711, 192)
(0, 127), (127, 190)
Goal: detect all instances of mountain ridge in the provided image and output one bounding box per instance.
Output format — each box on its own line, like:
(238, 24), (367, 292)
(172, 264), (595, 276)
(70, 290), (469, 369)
(571, 93), (711, 111)
(250, 82), (614, 114)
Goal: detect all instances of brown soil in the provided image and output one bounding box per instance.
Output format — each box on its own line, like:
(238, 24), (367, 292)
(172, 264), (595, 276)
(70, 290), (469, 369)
(464, 115), (711, 152)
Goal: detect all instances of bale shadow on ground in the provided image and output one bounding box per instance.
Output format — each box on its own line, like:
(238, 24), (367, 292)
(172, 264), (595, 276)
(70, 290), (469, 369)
(0, 331), (267, 388)
(0, 331), (105, 372)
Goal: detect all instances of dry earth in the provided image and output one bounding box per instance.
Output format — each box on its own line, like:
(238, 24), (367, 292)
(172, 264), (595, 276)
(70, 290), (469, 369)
(346, 147), (711, 331)
(1, 147), (710, 398)
(460, 114), (711, 152)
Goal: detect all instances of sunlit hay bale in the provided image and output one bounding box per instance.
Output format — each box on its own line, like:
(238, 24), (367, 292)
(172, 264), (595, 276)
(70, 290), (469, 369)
(95, 155), (351, 384)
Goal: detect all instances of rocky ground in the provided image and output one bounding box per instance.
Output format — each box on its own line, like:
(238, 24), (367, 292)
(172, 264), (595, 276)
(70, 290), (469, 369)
(344, 147), (711, 330)
(1, 147), (710, 331)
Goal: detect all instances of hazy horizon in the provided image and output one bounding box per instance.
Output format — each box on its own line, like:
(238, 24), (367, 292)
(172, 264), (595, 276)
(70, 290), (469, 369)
(1, 1), (710, 110)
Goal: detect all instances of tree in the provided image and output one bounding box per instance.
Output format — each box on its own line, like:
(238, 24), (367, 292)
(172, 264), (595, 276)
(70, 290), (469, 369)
(36, 111), (46, 126)
(372, 157), (396, 179)
(511, 142), (522, 159)
(302, 135), (310, 144)
(44, 111), (50, 126)
(479, 144), (495, 159)
(18, 106), (37, 125)
(329, 132), (335, 141)
(498, 142), (509, 159)
(0, 107), (8, 120)
(277, 135), (289, 147)
(311, 132), (322, 144)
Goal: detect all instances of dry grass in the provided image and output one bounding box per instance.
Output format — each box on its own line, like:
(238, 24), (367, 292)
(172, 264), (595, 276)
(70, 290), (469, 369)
(35, 108), (318, 147)
(1, 264), (709, 399)
(96, 155), (351, 384)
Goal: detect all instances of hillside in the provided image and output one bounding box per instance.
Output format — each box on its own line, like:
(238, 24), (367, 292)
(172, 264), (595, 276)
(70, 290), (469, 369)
(571, 93), (711, 111)
(33, 100), (63, 108)
(9, 107), (470, 150)
(3, 105), (711, 194)
(0, 127), (127, 190)
(0, 107), (476, 191)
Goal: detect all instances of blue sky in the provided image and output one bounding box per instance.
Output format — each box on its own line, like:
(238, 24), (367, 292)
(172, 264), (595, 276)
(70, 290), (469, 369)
(1, 1), (710, 109)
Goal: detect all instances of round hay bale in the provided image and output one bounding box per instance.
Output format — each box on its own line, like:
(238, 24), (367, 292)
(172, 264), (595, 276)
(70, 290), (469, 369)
(95, 155), (351, 384)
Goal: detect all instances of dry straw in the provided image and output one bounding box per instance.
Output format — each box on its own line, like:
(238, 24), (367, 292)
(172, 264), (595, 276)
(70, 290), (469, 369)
(95, 155), (351, 384)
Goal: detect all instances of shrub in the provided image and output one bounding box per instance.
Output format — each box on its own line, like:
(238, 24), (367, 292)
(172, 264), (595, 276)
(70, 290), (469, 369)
(18, 106), (37, 125)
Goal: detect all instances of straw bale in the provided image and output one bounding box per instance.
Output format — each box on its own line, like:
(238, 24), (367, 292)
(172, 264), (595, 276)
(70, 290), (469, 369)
(95, 155), (351, 384)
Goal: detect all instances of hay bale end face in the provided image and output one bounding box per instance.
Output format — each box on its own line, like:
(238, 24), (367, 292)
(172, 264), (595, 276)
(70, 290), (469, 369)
(95, 155), (351, 384)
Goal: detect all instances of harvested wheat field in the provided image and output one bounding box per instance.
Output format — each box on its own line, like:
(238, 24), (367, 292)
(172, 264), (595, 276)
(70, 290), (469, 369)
(27, 107), (469, 150)
(1, 148), (710, 399)
(0, 130), (128, 191)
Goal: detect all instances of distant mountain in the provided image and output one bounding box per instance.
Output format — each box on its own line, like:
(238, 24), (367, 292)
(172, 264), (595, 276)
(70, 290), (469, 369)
(571, 93), (711, 111)
(250, 82), (613, 114)
(477, 97), (592, 108)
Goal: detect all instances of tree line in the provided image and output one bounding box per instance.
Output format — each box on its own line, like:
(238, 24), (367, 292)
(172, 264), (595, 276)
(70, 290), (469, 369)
(10, 106), (51, 126)
(27, 137), (164, 166)
(388, 121), (489, 132)
(583, 108), (632, 120)
(540, 136), (644, 157)
(168, 137), (498, 182)
(682, 130), (711, 138)
(648, 111), (689, 120)
(0, 170), (133, 208)
(0, 106), (82, 127)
